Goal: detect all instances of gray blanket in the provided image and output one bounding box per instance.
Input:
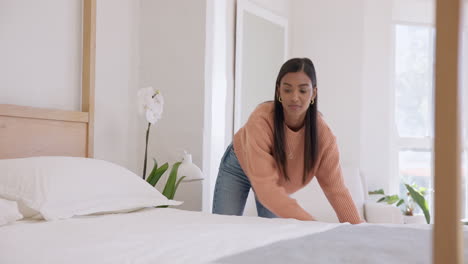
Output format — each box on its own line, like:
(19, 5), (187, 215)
(214, 225), (468, 264)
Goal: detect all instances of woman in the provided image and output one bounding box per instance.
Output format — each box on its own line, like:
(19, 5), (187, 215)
(212, 58), (363, 224)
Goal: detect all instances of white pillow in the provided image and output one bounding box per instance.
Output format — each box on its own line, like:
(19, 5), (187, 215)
(0, 198), (23, 226)
(0, 157), (182, 220)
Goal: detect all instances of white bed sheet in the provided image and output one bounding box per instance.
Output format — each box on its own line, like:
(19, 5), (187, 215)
(0, 208), (343, 264)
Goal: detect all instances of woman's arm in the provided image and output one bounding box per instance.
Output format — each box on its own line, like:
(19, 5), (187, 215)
(315, 137), (363, 224)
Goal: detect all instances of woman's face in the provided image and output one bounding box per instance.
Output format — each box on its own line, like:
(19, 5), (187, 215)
(278, 71), (317, 118)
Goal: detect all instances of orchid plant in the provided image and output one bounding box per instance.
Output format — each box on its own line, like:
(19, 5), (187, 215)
(138, 87), (164, 180)
(137, 87), (187, 201)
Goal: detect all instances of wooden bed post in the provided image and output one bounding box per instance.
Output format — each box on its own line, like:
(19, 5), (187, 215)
(82, 0), (96, 158)
(433, 0), (463, 263)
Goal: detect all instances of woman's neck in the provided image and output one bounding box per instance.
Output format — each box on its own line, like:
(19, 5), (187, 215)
(284, 113), (306, 132)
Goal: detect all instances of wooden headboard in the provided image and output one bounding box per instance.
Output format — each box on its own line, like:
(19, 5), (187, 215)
(0, 104), (91, 159)
(0, 0), (95, 159)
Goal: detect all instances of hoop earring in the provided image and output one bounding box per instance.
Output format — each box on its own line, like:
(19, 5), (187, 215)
(310, 99), (315, 105)
(278, 96), (282, 103)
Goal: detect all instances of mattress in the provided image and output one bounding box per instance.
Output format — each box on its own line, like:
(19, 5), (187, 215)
(0, 208), (342, 264)
(2, 207), (448, 264)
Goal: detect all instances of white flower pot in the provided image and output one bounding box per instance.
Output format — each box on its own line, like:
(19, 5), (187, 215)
(404, 214), (427, 224)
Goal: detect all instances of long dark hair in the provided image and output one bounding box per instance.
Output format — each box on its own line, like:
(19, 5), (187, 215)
(273, 58), (318, 184)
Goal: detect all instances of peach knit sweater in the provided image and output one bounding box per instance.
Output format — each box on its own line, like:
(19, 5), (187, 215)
(233, 102), (363, 224)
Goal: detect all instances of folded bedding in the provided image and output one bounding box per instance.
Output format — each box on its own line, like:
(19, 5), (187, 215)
(214, 224), (467, 264)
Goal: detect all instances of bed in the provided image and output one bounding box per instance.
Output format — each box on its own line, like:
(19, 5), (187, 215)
(0, 0), (465, 263)
(1, 207), (463, 264)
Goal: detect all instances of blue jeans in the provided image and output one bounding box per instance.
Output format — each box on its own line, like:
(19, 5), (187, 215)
(212, 143), (277, 218)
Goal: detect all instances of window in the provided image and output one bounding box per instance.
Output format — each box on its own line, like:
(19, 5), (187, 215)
(393, 24), (468, 217)
(394, 24), (435, 214)
(394, 23), (468, 217)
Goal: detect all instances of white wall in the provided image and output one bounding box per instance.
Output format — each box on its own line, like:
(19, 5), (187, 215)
(139, 0), (206, 211)
(225, 0), (236, 148)
(360, 0), (395, 192)
(95, 0), (141, 173)
(0, 0), (82, 110)
(0, 0), (141, 173)
(205, 0), (238, 212)
(290, 0), (365, 170)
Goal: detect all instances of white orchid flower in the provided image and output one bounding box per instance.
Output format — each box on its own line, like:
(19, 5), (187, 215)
(137, 87), (156, 113)
(137, 87), (164, 124)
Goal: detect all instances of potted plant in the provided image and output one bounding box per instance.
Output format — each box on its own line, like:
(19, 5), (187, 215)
(369, 183), (431, 224)
(137, 87), (203, 202)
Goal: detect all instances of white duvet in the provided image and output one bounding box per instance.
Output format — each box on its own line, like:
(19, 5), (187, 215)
(0, 208), (343, 264)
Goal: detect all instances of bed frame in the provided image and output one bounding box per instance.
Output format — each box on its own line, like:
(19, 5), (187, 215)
(0, 0), (463, 263)
(433, 0), (463, 263)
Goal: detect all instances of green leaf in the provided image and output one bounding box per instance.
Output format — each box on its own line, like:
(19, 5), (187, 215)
(386, 195), (400, 205)
(146, 159), (159, 185)
(377, 197), (385, 203)
(171, 176), (186, 199)
(369, 189), (385, 195)
(396, 199), (405, 207)
(418, 187), (427, 196)
(153, 163), (169, 185)
(147, 162), (169, 187)
(162, 162), (182, 199)
(406, 184), (431, 224)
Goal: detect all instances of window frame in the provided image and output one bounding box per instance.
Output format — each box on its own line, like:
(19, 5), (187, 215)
(390, 20), (435, 213)
(391, 21), (468, 216)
